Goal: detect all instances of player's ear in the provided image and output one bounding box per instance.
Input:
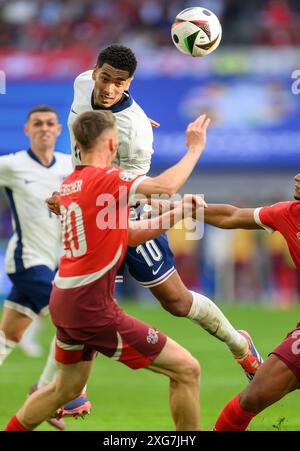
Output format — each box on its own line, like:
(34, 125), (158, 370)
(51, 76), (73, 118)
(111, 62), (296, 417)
(24, 123), (29, 137)
(56, 123), (62, 136)
(92, 65), (99, 81)
(108, 138), (117, 154)
(125, 76), (134, 90)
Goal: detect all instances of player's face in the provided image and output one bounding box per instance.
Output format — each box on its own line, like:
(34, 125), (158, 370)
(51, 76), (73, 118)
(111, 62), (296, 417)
(294, 173), (300, 200)
(25, 112), (62, 151)
(92, 64), (133, 108)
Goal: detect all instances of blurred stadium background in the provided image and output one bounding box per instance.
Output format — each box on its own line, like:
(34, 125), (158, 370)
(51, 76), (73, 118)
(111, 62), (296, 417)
(0, 0), (300, 307)
(0, 0), (300, 432)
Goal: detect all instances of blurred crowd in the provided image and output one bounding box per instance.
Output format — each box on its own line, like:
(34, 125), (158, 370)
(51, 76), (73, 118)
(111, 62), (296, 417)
(0, 0), (300, 52)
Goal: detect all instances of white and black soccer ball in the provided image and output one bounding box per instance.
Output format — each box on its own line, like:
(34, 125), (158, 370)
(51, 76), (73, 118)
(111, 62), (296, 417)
(171, 7), (222, 57)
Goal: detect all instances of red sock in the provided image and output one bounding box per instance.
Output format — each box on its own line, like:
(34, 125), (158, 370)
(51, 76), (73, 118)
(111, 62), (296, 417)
(4, 415), (31, 431)
(214, 394), (256, 431)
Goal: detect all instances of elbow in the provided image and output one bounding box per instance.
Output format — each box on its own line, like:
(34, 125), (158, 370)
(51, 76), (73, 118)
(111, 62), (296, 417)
(128, 229), (137, 247)
(128, 228), (142, 247)
(128, 236), (138, 247)
(219, 220), (233, 229)
(163, 182), (177, 197)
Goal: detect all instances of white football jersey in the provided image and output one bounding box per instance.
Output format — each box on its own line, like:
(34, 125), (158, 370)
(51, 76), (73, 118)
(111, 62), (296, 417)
(0, 150), (72, 273)
(68, 70), (154, 175)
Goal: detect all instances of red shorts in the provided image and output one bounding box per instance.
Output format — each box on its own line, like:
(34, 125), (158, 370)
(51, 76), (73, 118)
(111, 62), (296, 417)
(270, 322), (300, 383)
(55, 308), (167, 370)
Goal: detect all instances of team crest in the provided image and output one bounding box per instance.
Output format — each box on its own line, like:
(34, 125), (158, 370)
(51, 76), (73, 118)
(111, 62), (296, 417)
(119, 170), (135, 182)
(146, 328), (159, 345)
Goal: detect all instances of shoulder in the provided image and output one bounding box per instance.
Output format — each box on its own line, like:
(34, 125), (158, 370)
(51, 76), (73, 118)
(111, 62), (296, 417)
(54, 152), (72, 167)
(116, 100), (153, 138)
(116, 98), (149, 124)
(255, 201), (296, 232)
(73, 70), (94, 97)
(71, 70), (94, 114)
(128, 100), (151, 125)
(11, 150), (28, 164)
(74, 70), (93, 87)
(264, 201), (295, 214)
(53, 153), (73, 178)
(0, 150), (23, 169)
(287, 201), (300, 217)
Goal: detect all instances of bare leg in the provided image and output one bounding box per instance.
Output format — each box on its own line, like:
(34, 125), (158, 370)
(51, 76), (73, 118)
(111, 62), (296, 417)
(214, 354), (300, 431)
(16, 360), (93, 429)
(0, 307), (32, 365)
(146, 337), (200, 431)
(240, 354), (300, 413)
(151, 272), (247, 357)
(0, 306), (32, 342)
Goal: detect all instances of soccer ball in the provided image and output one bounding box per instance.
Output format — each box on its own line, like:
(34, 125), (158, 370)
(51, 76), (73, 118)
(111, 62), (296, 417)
(171, 7), (222, 57)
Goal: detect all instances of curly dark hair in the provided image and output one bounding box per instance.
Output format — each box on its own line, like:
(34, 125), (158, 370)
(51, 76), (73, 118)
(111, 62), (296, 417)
(96, 44), (137, 77)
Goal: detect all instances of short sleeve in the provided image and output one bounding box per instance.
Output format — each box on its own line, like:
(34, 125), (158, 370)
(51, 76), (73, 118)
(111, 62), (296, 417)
(253, 202), (291, 233)
(117, 170), (147, 205)
(113, 112), (154, 175)
(0, 154), (15, 187)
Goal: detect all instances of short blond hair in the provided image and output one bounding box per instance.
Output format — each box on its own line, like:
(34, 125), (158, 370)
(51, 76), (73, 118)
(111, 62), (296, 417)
(73, 111), (116, 150)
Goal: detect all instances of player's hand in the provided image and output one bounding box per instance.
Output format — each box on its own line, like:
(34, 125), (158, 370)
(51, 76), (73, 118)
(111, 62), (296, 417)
(148, 118), (160, 128)
(46, 191), (61, 215)
(186, 114), (210, 155)
(139, 198), (172, 218)
(182, 194), (207, 219)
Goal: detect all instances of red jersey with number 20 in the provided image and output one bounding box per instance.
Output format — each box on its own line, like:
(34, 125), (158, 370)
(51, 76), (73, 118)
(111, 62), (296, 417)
(50, 165), (144, 328)
(254, 201), (300, 272)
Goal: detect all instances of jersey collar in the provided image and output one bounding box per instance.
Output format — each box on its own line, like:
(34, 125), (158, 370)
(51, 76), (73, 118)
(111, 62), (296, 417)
(91, 91), (133, 113)
(27, 148), (56, 168)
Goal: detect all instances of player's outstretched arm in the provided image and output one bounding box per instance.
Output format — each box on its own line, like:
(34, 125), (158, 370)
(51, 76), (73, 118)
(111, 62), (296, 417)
(128, 195), (207, 246)
(137, 114), (210, 198)
(204, 204), (261, 229)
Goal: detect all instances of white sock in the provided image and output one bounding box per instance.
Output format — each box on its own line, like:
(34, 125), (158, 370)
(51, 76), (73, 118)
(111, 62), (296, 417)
(20, 317), (42, 344)
(187, 291), (248, 358)
(37, 336), (57, 388)
(19, 317), (43, 356)
(0, 331), (17, 366)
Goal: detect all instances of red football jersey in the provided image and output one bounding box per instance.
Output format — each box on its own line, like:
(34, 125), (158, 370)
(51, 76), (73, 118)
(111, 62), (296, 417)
(56, 165), (144, 284)
(50, 165), (145, 328)
(254, 201), (300, 272)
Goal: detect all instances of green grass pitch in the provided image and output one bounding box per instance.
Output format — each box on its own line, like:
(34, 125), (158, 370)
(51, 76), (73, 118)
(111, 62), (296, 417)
(0, 303), (299, 431)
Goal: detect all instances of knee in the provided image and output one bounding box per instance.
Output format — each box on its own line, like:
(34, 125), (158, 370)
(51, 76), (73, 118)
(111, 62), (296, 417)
(239, 387), (265, 414)
(156, 291), (192, 317)
(54, 380), (84, 406)
(174, 353), (201, 385)
(1, 329), (22, 344)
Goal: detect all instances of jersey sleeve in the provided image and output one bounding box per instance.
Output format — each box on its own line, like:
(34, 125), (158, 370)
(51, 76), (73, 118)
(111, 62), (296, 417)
(0, 154), (15, 187)
(117, 170), (147, 205)
(67, 112), (79, 169)
(68, 77), (82, 168)
(68, 72), (93, 168)
(253, 202), (291, 233)
(114, 114), (154, 175)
